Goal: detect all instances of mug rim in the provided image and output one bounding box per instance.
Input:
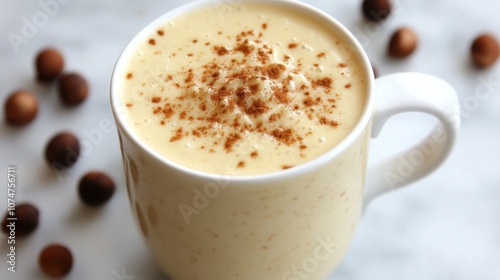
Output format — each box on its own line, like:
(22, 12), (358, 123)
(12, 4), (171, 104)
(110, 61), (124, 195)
(110, 0), (374, 183)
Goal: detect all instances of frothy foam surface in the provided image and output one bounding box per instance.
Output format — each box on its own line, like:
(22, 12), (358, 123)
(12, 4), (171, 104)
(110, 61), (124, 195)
(121, 2), (366, 175)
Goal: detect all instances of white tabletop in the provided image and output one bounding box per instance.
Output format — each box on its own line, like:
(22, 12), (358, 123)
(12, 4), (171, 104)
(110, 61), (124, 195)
(1, 0), (499, 279)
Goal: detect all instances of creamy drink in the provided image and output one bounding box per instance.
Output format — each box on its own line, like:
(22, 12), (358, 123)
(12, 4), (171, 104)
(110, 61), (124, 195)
(112, 1), (459, 280)
(114, 1), (370, 280)
(121, 1), (366, 175)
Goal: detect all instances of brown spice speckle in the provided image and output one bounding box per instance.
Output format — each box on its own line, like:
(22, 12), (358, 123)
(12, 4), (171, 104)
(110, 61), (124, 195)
(313, 78), (332, 88)
(224, 133), (242, 152)
(214, 46), (229, 56)
(170, 128), (184, 142)
(319, 117), (339, 127)
(271, 128), (295, 145)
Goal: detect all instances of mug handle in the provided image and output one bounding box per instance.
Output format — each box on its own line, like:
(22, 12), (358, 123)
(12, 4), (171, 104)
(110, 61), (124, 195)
(364, 72), (460, 207)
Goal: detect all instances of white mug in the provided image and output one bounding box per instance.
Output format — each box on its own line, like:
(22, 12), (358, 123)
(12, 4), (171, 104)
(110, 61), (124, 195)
(110, 0), (460, 279)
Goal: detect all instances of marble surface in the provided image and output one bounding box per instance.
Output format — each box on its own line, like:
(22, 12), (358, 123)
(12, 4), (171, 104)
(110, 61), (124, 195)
(1, 0), (499, 279)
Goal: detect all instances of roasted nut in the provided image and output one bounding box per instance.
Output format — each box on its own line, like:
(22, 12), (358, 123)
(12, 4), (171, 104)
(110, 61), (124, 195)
(78, 171), (116, 206)
(2, 203), (39, 236)
(4, 90), (38, 126)
(388, 27), (418, 58)
(362, 0), (392, 22)
(45, 132), (80, 170)
(471, 34), (500, 68)
(58, 73), (89, 106)
(39, 244), (73, 277)
(36, 48), (64, 82)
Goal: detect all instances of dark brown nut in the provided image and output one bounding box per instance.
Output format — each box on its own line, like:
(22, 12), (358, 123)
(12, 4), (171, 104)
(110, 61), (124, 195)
(471, 34), (500, 68)
(2, 203), (39, 236)
(388, 27), (418, 58)
(4, 90), (38, 126)
(362, 0), (392, 22)
(39, 244), (73, 278)
(36, 48), (64, 82)
(45, 132), (80, 170)
(58, 73), (89, 106)
(78, 171), (115, 206)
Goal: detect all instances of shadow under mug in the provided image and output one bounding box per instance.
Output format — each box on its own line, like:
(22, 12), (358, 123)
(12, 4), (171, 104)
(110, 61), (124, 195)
(110, 0), (460, 279)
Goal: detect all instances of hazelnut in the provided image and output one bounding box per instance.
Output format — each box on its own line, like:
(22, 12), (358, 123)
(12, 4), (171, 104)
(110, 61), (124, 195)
(4, 90), (38, 126)
(471, 34), (499, 68)
(78, 171), (115, 206)
(35, 48), (64, 82)
(362, 0), (392, 22)
(388, 27), (418, 58)
(2, 203), (39, 236)
(58, 73), (89, 106)
(45, 132), (80, 170)
(39, 244), (73, 277)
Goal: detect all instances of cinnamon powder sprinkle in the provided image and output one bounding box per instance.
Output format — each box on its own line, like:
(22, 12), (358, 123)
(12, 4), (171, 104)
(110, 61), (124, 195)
(273, 88), (289, 104)
(126, 73), (133, 80)
(319, 117), (339, 127)
(271, 128), (295, 144)
(157, 29), (164, 36)
(162, 106), (174, 119)
(265, 63), (286, 79)
(235, 39), (254, 55)
(245, 99), (269, 115)
(224, 133), (242, 152)
(133, 23), (350, 167)
(170, 127), (184, 142)
(313, 78), (333, 88)
(214, 46), (229, 56)
(345, 83), (352, 88)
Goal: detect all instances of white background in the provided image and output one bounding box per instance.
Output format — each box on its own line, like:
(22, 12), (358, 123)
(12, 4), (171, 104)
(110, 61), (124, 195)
(0, 0), (499, 279)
